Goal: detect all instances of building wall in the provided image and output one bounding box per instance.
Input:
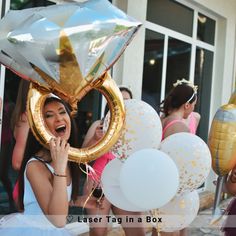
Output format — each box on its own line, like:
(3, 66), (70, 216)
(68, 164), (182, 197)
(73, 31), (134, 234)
(112, 0), (236, 192)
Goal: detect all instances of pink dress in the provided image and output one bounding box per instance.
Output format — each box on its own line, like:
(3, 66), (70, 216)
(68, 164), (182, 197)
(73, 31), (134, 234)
(89, 152), (115, 182)
(162, 113), (197, 140)
(187, 112), (198, 134)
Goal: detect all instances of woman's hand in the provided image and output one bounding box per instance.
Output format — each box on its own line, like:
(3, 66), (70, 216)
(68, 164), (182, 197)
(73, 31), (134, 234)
(93, 122), (104, 142)
(49, 137), (69, 175)
(70, 195), (104, 210)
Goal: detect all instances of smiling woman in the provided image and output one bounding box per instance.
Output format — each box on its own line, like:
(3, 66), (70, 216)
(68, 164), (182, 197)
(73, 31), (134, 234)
(0, 96), (99, 236)
(43, 97), (71, 140)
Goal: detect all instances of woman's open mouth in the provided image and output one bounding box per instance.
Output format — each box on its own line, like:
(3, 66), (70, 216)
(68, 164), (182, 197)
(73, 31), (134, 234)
(55, 124), (66, 136)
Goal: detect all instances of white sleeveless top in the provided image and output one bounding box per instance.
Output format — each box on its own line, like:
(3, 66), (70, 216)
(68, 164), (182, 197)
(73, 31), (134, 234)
(23, 157), (72, 215)
(0, 157), (73, 236)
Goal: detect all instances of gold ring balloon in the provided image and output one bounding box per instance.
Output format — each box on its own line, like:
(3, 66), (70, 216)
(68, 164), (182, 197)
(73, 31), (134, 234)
(0, 0), (141, 163)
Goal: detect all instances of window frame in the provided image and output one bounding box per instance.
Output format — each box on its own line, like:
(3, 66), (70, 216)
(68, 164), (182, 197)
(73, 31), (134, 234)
(144, 0), (218, 192)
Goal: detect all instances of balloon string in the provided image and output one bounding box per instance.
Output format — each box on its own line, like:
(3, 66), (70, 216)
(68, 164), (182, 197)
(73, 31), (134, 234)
(76, 163), (103, 215)
(157, 225), (161, 236)
(78, 162), (88, 175)
(150, 209), (162, 235)
(82, 187), (94, 209)
(78, 163), (100, 185)
(210, 214), (224, 226)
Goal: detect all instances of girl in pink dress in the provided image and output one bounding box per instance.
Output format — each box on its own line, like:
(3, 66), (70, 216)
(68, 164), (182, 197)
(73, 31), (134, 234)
(153, 79), (199, 236)
(82, 86), (146, 236)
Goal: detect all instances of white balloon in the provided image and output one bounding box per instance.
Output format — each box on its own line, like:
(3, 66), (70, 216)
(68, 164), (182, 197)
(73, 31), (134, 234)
(120, 149), (179, 210)
(104, 99), (162, 160)
(160, 132), (211, 194)
(101, 158), (146, 212)
(151, 190), (199, 232)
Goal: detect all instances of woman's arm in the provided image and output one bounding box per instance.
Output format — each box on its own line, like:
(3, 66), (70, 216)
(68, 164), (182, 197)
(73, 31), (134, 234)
(26, 138), (70, 227)
(12, 113), (29, 170)
(82, 120), (104, 147)
(70, 195), (101, 209)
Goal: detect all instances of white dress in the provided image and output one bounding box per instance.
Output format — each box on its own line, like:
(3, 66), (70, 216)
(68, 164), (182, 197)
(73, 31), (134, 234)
(0, 157), (73, 236)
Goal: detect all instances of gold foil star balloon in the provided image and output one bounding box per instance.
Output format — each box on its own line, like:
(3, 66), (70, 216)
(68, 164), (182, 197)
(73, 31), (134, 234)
(0, 0), (141, 163)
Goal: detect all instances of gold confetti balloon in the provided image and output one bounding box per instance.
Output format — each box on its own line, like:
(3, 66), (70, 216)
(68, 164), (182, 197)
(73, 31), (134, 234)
(208, 104), (236, 176)
(103, 99), (163, 160)
(0, 0), (141, 163)
(160, 133), (211, 194)
(151, 190), (199, 232)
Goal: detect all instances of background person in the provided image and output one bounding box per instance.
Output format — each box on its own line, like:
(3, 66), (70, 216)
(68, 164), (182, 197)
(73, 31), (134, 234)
(11, 80), (30, 171)
(0, 92), (15, 212)
(9, 80), (30, 208)
(153, 79), (198, 236)
(81, 86), (145, 236)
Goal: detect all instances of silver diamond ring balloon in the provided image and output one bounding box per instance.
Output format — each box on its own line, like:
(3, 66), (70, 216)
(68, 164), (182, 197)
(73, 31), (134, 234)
(0, 0), (141, 163)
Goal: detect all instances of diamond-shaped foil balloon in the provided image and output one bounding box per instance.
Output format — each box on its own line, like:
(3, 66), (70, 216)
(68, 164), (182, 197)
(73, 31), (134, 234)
(0, 0), (141, 102)
(0, 0), (142, 163)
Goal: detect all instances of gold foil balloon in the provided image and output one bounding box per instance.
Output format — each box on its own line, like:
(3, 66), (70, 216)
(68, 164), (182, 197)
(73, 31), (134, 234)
(0, 0), (141, 163)
(228, 90), (236, 104)
(208, 104), (236, 176)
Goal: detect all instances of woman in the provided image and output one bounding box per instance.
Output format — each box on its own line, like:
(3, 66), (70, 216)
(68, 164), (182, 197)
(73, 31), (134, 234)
(10, 80), (30, 207)
(0, 96), (98, 235)
(0, 92), (15, 212)
(82, 86), (146, 236)
(11, 80), (30, 171)
(152, 79), (198, 236)
(161, 79), (198, 140)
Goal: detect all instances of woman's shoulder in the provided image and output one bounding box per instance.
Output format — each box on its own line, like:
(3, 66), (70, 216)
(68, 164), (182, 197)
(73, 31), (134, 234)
(26, 158), (52, 182)
(162, 116), (189, 139)
(26, 157), (51, 173)
(162, 116), (183, 128)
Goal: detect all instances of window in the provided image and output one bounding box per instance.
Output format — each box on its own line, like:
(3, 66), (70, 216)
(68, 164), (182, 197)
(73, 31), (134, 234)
(142, 30), (164, 109)
(165, 37), (191, 95)
(143, 0), (216, 142)
(194, 48), (213, 140)
(197, 13), (215, 45)
(147, 0), (193, 37)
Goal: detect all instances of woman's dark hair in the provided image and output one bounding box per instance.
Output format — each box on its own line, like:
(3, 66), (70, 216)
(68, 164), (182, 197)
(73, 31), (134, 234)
(160, 83), (197, 117)
(18, 96), (80, 211)
(119, 86), (133, 99)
